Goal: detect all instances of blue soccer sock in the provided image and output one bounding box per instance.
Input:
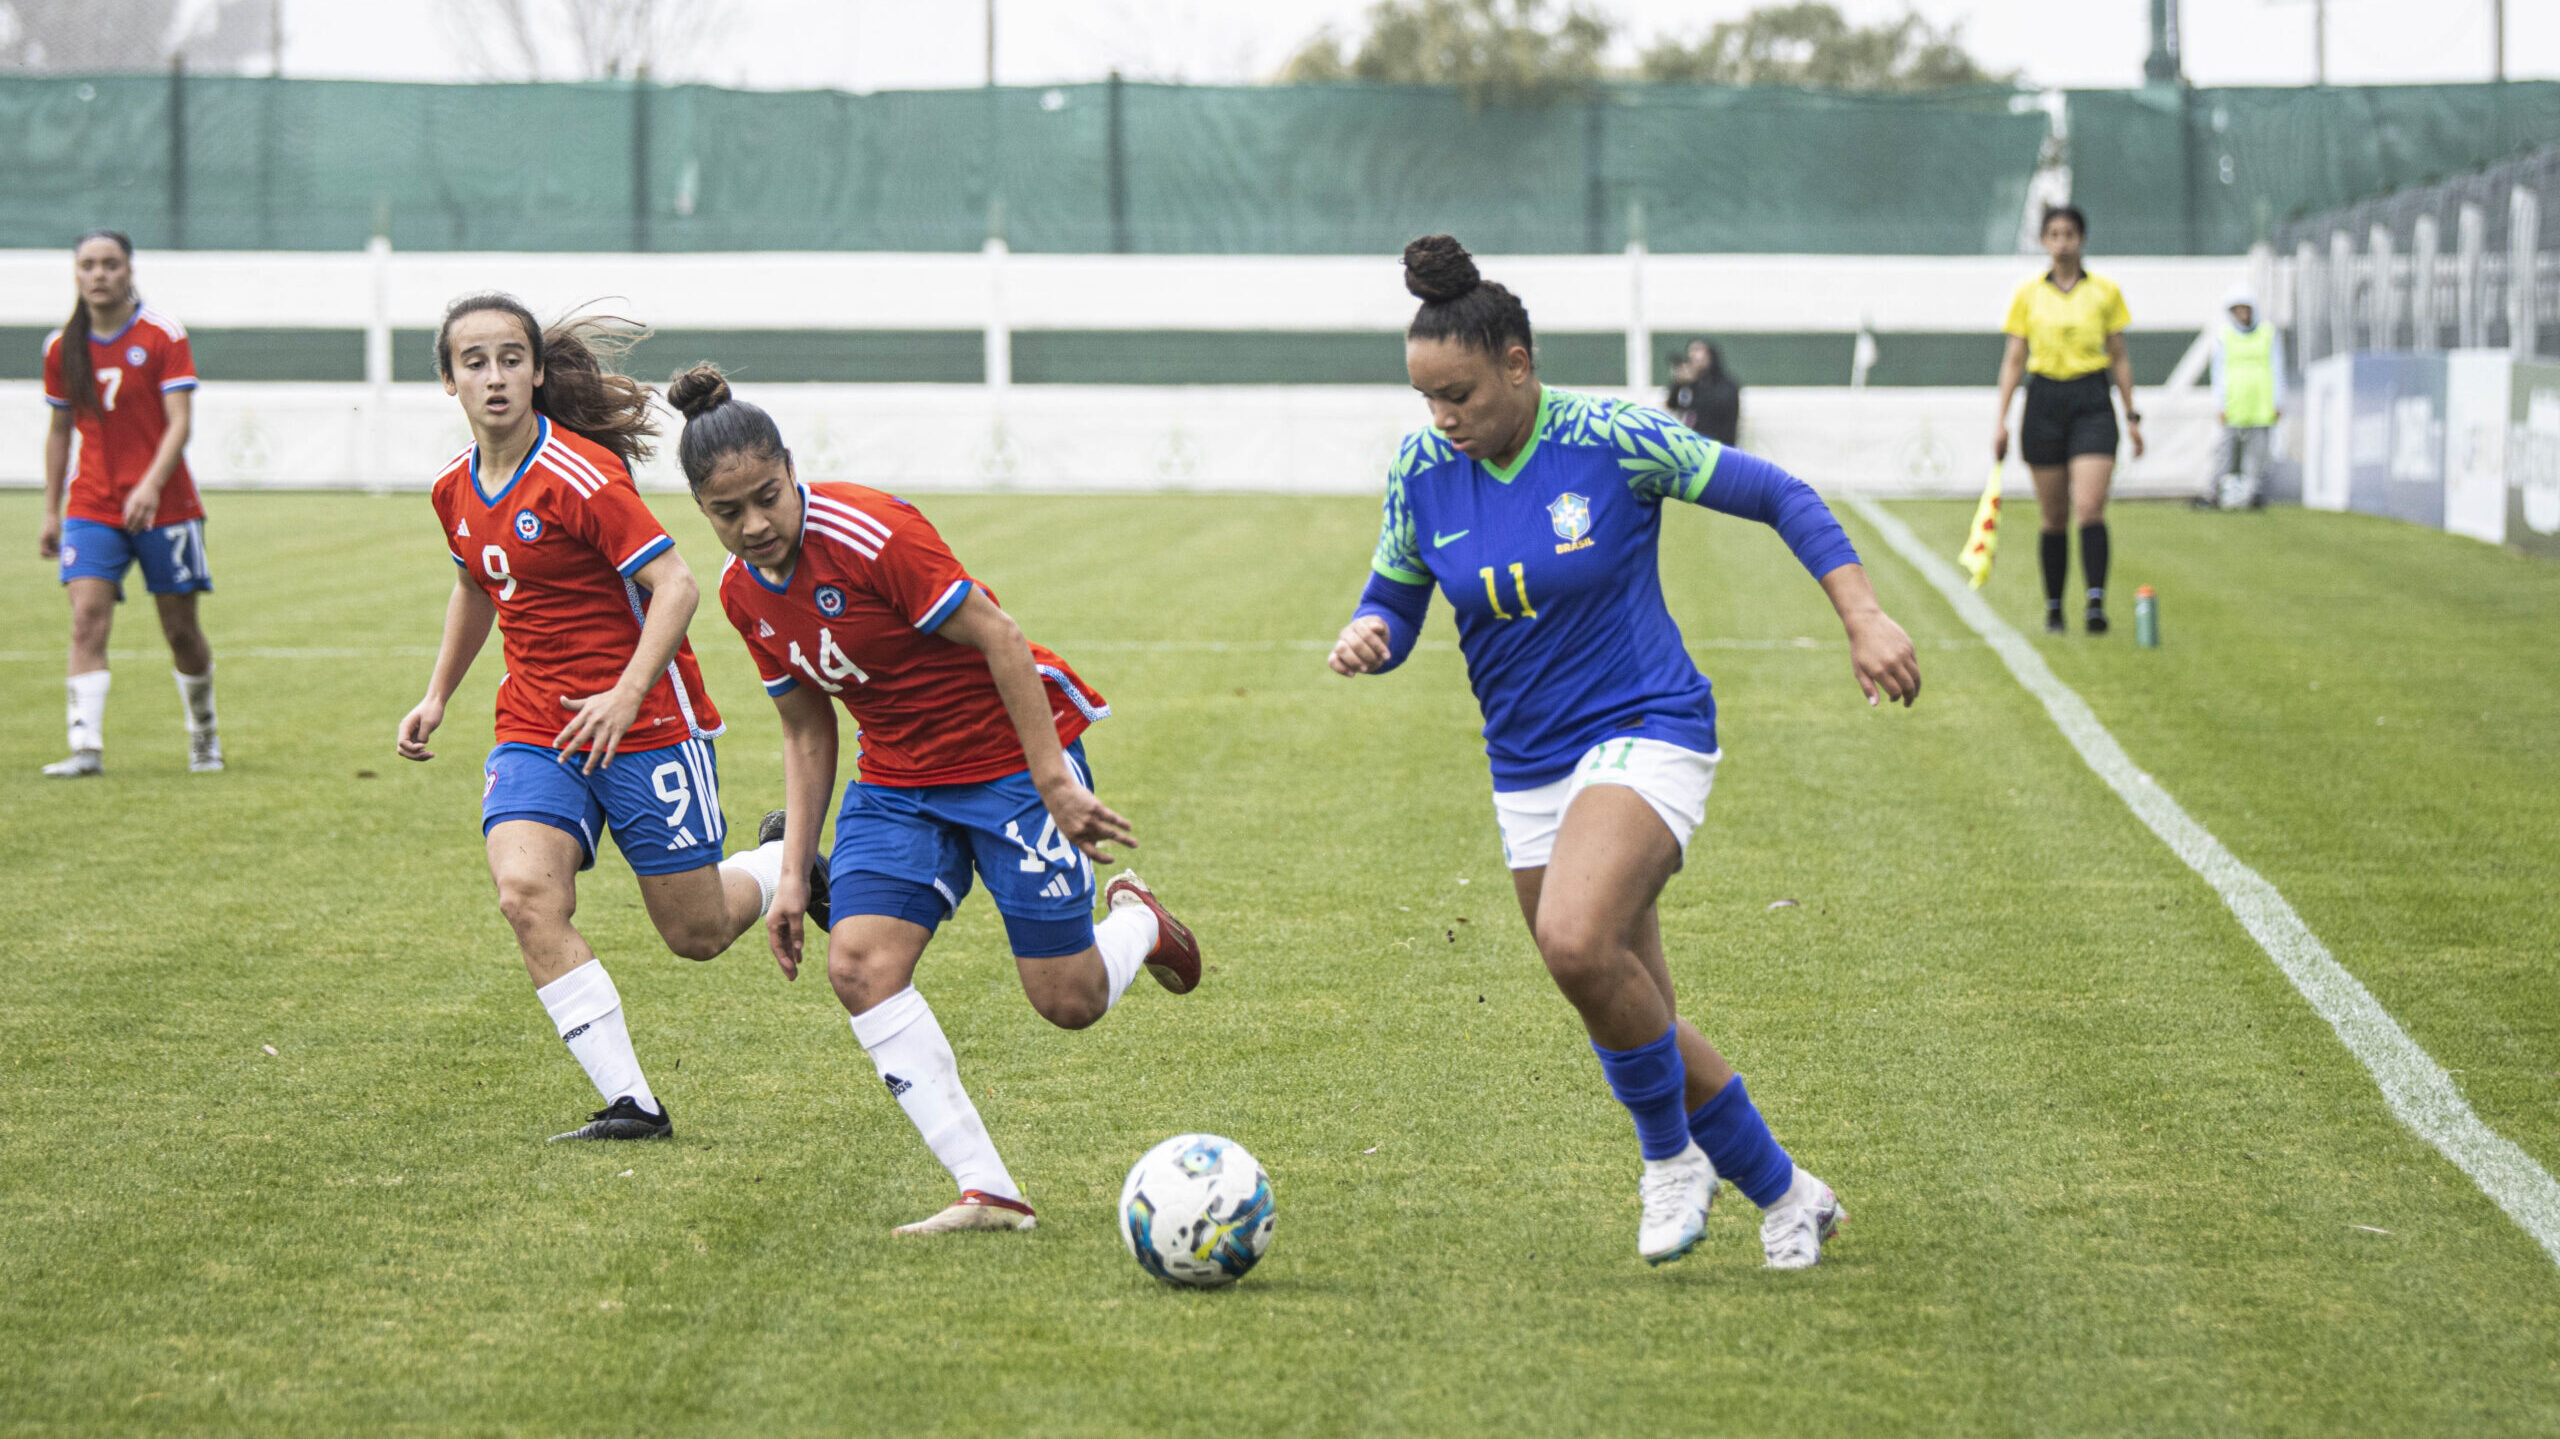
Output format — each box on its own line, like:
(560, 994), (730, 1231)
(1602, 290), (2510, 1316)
(1688, 1074), (1795, 1208)
(1590, 1026), (1693, 1161)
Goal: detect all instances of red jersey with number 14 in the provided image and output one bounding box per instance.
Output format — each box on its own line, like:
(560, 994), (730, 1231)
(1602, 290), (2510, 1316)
(430, 416), (722, 753)
(718, 482), (1107, 788)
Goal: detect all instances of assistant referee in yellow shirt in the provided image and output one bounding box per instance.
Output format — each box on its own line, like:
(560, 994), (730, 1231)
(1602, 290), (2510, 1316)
(1992, 205), (2143, 635)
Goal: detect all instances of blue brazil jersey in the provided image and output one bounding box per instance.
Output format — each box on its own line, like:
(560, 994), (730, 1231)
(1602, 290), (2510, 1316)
(1363, 387), (1857, 791)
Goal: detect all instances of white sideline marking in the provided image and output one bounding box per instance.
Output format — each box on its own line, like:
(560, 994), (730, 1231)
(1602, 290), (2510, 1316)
(0, 637), (1984, 663)
(0, 646), (438, 662)
(1851, 496), (2560, 1267)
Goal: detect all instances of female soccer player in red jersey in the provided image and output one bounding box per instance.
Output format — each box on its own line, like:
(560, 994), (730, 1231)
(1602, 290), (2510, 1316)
(395, 296), (801, 1144)
(668, 363), (1200, 1235)
(39, 230), (221, 777)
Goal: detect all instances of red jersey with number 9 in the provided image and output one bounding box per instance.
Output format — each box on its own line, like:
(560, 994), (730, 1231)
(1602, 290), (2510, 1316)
(717, 482), (1107, 788)
(43, 306), (202, 528)
(429, 416), (722, 753)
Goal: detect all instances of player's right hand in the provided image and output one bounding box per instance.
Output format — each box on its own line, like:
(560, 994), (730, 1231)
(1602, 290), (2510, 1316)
(37, 515), (59, 560)
(766, 875), (807, 981)
(396, 697), (444, 762)
(1328, 616), (1393, 676)
(1990, 424), (2010, 462)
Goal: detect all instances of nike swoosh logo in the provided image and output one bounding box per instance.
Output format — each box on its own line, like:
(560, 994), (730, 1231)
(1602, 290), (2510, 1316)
(1433, 529), (1470, 547)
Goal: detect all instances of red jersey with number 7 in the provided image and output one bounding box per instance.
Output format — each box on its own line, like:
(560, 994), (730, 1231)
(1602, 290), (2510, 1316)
(429, 416), (722, 753)
(717, 481), (1107, 788)
(43, 306), (202, 528)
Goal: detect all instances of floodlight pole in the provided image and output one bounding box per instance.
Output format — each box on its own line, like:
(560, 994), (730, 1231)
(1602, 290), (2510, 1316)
(2492, 0), (2504, 82)
(985, 0), (995, 87)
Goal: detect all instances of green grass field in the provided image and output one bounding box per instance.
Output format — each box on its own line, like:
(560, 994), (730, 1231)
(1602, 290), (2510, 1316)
(2, 488), (2556, 1436)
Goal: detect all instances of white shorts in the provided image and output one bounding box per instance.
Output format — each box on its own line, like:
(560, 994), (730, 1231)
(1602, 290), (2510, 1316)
(1492, 737), (1720, 871)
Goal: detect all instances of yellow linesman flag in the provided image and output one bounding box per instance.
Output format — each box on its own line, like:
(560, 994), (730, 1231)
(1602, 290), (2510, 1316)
(1959, 463), (2002, 590)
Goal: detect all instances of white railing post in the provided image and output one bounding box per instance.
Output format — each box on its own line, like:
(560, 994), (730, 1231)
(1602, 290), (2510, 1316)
(2457, 202), (2486, 348)
(1624, 232), (1650, 397)
(2511, 186), (2540, 359)
(2368, 222), (2397, 349)
(982, 234), (1011, 393)
(2329, 229), (2358, 354)
(2410, 214), (2440, 349)
(365, 233), (392, 491)
(2294, 237), (2321, 360)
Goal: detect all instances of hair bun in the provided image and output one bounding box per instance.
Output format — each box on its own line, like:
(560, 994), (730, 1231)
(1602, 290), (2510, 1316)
(1403, 234), (1481, 304)
(666, 363), (731, 420)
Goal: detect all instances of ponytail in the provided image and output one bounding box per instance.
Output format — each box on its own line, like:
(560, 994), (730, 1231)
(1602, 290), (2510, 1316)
(434, 293), (659, 470)
(60, 228), (134, 415)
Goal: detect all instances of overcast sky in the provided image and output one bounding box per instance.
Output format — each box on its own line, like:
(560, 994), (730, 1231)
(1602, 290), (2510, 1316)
(268, 0), (2553, 91)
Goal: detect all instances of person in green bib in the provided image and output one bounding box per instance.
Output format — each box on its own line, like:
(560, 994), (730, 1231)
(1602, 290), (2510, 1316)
(2202, 284), (2284, 510)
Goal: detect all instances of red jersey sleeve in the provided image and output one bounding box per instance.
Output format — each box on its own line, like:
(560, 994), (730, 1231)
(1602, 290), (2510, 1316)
(866, 502), (978, 634)
(550, 448), (676, 580)
(158, 331), (198, 393)
(42, 333), (66, 409)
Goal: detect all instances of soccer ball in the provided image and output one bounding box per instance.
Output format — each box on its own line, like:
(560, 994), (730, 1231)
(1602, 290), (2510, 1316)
(1118, 1133), (1275, 1288)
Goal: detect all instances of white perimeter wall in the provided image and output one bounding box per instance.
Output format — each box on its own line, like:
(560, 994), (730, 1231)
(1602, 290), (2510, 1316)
(0, 248), (2245, 497)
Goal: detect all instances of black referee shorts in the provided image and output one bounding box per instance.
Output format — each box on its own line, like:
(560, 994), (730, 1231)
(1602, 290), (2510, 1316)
(2021, 372), (2119, 467)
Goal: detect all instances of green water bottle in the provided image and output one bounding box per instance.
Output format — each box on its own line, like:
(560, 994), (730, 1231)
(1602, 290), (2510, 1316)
(2135, 585), (2159, 648)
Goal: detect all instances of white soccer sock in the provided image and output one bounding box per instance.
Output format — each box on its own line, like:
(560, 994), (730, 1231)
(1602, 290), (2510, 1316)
(717, 839), (787, 916)
(66, 670), (109, 753)
(849, 985), (1020, 1200)
(534, 958), (660, 1114)
(173, 666), (216, 733)
(1094, 903), (1159, 1012)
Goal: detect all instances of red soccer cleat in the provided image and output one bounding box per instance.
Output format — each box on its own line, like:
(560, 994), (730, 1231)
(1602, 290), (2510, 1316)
(1105, 870), (1201, 995)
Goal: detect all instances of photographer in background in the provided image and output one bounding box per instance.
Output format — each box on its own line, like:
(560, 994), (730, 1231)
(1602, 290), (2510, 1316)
(1663, 338), (1740, 447)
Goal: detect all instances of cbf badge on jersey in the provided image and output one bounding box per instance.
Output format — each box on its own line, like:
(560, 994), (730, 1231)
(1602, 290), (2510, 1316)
(513, 510), (542, 542)
(814, 585), (847, 617)
(1549, 492), (1594, 554)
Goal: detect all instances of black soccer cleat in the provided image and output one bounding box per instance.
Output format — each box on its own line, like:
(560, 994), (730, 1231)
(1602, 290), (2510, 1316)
(805, 859), (832, 935)
(548, 1095), (673, 1142)
(2043, 608), (2067, 636)
(2085, 605), (2111, 636)
(755, 809), (831, 933)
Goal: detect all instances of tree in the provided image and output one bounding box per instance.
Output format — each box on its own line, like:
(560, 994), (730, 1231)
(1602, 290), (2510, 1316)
(1278, 0), (1613, 106)
(446, 0), (730, 82)
(0, 0), (271, 72)
(1638, 3), (2015, 91)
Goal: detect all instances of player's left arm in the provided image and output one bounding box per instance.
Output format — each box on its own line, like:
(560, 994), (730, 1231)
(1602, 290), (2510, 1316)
(120, 387), (192, 532)
(554, 546), (699, 773)
(1683, 439), (1919, 708)
(936, 587), (1135, 863)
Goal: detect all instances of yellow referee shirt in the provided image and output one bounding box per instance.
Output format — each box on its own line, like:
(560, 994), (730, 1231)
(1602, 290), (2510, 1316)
(2003, 270), (2130, 381)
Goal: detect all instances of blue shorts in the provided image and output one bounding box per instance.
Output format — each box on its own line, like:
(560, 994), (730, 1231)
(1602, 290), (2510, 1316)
(829, 740), (1099, 959)
(59, 516), (213, 600)
(482, 738), (729, 877)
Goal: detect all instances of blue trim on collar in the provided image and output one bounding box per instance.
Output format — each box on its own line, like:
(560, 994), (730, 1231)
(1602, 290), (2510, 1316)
(87, 307), (145, 346)
(470, 415), (547, 507)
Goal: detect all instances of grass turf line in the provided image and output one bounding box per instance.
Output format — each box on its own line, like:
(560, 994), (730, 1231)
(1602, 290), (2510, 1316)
(0, 491), (2556, 1436)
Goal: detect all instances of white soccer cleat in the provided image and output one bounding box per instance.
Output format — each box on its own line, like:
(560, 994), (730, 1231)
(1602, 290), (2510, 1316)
(891, 1189), (1038, 1236)
(187, 729), (224, 773)
(1637, 1141), (1717, 1266)
(1760, 1171), (1844, 1270)
(41, 749), (102, 779)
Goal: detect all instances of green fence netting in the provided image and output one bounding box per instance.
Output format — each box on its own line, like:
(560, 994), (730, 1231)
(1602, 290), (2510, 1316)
(0, 75), (2040, 254)
(2067, 82), (2560, 255)
(9, 74), (2556, 257)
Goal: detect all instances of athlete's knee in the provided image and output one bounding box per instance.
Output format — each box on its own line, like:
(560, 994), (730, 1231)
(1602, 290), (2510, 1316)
(1023, 971), (1107, 1031)
(826, 940), (903, 1014)
(1533, 908), (1625, 991)
(494, 871), (573, 938)
(659, 919), (728, 963)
